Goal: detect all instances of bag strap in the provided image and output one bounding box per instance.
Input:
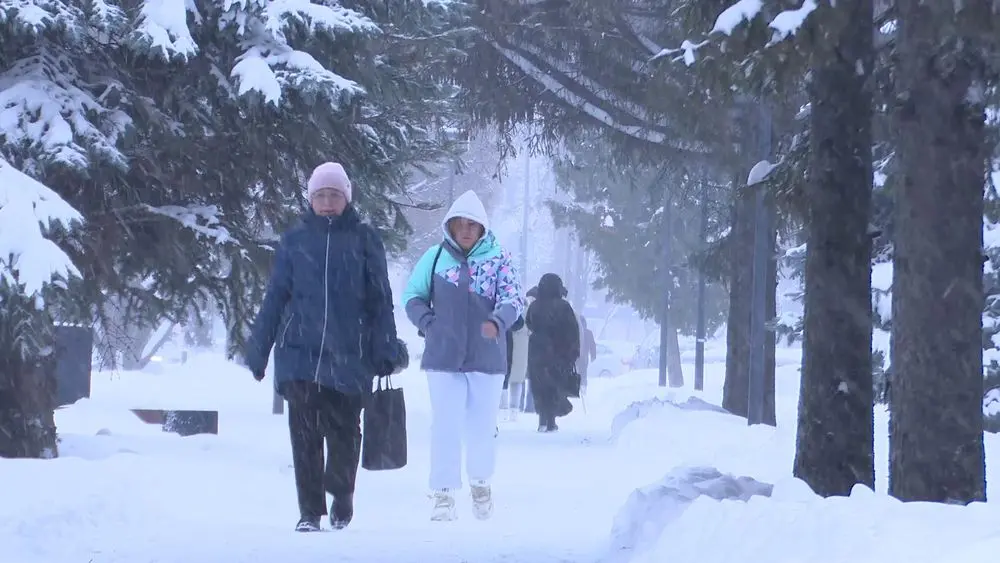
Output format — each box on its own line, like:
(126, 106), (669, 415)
(427, 244), (444, 307)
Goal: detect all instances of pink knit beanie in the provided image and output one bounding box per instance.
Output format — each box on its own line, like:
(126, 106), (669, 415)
(307, 162), (352, 203)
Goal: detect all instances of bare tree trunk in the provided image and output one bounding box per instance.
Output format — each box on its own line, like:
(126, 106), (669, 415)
(888, 0), (990, 504)
(96, 295), (158, 370)
(667, 323), (684, 388)
(793, 0), (875, 496)
(184, 299), (215, 349)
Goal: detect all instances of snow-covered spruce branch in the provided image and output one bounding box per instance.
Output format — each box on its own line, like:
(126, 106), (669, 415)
(387, 26), (479, 42)
(221, 0), (377, 104)
(488, 40), (710, 153)
(488, 39), (666, 145)
(513, 40), (671, 129)
(131, 0), (198, 60)
(0, 48), (131, 172)
(655, 0), (819, 66)
(615, 12), (667, 57)
(144, 204), (232, 245)
(130, 0), (374, 105)
(0, 157), (82, 299)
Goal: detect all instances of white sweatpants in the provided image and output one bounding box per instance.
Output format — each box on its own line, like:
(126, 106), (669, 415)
(426, 371), (506, 491)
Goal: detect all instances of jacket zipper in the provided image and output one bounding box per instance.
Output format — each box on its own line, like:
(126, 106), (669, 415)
(279, 313), (295, 346)
(463, 258), (472, 369)
(314, 222), (332, 388)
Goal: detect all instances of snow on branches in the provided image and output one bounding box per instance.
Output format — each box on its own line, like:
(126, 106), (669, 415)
(0, 50), (131, 173)
(0, 157), (82, 300)
(2, 1), (379, 106)
(132, 0), (198, 60)
(128, 0), (380, 105)
(219, 0), (378, 105)
(145, 204), (232, 244)
(656, 0), (818, 66)
(0, 0), (82, 33)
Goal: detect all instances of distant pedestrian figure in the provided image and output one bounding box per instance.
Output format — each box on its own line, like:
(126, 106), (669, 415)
(526, 274), (580, 432)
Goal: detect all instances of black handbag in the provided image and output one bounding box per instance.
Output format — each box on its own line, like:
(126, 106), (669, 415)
(361, 376), (408, 471)
(417, 245), (444, 338)
(564, 367), (582, 399)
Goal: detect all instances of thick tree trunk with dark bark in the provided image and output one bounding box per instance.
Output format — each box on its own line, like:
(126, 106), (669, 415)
(793, 0), (875, 497)
(889, 0), (990, 504)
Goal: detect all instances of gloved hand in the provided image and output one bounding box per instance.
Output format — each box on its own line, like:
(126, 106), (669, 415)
(392, 338), (410, 374)
(376, 338), (410, 377)
(251, 368), (265, 382)
(376, 360), (394, 378)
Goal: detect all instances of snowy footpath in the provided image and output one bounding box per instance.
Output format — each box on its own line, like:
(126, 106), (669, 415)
(3, 343), (1000, 563)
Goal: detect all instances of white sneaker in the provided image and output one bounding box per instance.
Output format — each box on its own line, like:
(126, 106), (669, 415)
(470, 480), (494, 520)
(430, 489), (457, 521)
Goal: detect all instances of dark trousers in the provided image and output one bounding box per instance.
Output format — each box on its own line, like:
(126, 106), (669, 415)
(531, 379), (557, 427)
(531, 367), (572, 426)
(524, 379), (536, 413)
(283, 381), (363, 520)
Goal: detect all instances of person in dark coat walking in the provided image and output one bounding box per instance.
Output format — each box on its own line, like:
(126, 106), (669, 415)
(245, 162), (405, 533)
(525, 273), (580, 432)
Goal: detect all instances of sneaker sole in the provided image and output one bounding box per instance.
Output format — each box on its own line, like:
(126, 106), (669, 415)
(431, 513), (457, 522)
(473, 504), (494, 520)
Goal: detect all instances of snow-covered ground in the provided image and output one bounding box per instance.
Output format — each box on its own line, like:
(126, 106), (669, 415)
(2, 339), (999, 563)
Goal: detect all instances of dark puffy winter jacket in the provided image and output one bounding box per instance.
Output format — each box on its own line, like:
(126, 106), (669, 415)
(245, 206), (401, 395)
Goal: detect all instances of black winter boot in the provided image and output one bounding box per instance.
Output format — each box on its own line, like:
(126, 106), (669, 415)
(296, 517), (322, 532)
(330, 493), (354, 529)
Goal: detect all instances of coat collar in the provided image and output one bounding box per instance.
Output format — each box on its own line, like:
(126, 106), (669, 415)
(303, 205), (360, 230)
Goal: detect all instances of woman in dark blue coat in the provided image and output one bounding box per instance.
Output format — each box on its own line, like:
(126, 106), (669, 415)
(245, 162), (405, 532)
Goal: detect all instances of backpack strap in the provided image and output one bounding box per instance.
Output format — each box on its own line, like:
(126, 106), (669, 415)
(427, 244), (444, 307)
(417, 245), (445, 339)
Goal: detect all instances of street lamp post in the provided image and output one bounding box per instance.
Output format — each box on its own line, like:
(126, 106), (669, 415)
(746, 99), (772, 426)
(695, 180), (708, 391)
(658, 194), (673, 388)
